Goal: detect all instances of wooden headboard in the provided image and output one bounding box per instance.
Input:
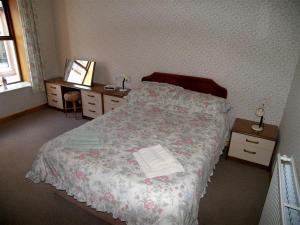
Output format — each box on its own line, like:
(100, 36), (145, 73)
(142, 72), (227, 99)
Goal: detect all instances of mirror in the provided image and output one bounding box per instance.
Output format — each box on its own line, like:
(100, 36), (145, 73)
(64, 59), (95, 86)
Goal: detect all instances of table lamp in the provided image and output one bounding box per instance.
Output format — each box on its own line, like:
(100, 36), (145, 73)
(119, 74), (129, 92)
(251, 104), (265, 132)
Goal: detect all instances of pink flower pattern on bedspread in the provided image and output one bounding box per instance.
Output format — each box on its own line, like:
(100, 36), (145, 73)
(26, 101), (229, 225)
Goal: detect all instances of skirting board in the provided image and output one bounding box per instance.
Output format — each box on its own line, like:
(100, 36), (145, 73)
(0, 104), (47, 124)
(54, 190), (126, 225)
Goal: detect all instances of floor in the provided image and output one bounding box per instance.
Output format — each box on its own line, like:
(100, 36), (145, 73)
(0, 107), (270, 225)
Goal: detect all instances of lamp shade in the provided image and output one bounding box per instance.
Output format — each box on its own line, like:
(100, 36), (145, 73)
(255, 107), (264, 117)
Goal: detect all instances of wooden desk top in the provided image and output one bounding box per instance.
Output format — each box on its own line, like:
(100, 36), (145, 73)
(46, 78), (130, 98)
(232, 118), (279, 141)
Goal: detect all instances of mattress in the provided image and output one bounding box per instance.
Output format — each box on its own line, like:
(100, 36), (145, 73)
(26, 102), (229, 225)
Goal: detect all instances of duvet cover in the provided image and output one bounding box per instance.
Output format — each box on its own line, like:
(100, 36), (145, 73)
(26, 83), (229, 225)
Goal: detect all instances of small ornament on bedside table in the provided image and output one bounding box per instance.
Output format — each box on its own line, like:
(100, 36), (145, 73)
(120, 74), (128, 92)
(251, 104), (265, 132)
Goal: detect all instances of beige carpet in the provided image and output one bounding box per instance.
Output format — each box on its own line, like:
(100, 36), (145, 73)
(0, 107), (270, 225)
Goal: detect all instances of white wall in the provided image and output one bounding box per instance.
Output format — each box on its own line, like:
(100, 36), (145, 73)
(277, 54), (300, 181)
(0, 87), (46, 118)
(52, 0), (300, 125)
(0, 0), (59, 118)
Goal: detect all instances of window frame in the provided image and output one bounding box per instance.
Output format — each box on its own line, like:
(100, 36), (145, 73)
(0, 0), (22, 85)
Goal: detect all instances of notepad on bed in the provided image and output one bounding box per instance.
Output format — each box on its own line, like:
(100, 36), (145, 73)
(64, 131), (101, 151)
(133, 144), (185, 178)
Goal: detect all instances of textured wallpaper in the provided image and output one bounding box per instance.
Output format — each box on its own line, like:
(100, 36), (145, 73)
(52, 0), (300, 125)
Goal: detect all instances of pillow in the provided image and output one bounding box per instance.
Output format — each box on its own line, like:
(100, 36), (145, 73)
(125, 81), (183, 105)
(173, 89), (230, 115)
(126, 81), (230, 116)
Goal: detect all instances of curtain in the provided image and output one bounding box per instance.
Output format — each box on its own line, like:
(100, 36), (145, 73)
(17, 0), (45, 92)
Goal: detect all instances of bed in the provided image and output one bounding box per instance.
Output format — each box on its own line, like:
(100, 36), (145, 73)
(26, 72), (229, 225)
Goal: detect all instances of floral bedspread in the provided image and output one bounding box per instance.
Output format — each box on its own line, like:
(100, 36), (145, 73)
(26, 102), (229, 225)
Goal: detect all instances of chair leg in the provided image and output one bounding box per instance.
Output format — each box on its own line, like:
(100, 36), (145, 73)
(73, 101), (76, 112)
(73, 101), (78, 119)
(76, 100), (82, 120)
(64, 100), (67, 117)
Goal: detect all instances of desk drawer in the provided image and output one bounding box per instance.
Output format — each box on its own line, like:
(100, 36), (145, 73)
(81, 90), (102, 118)
(46, 83), (61, 96)
(47, 94), (63, 109)
(83, 108), (101, 118)
(46, 83), (63, 109)
(104, 95), (125, 113)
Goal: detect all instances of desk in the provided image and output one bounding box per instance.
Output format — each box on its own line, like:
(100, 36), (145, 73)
(45, 78), (130, 118)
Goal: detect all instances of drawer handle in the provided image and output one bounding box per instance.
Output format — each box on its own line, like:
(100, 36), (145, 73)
(243, 149), (256, 155)
(111, 107), (114, 110)
(52, 100), (58, 103)
(87, 94), (95, 98)
(50, 93), (57, 96)
(246, 139), (259, 144)
(89, 109), (96, 113)
(111, 99), (119, 103)
(50, 86), (56, 89)
(88, 102), (95, 105)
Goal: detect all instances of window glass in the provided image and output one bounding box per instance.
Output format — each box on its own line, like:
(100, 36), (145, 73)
(0, 41), (9, 68)
(0, 40), (21, 83)
(0, 0), (22, 85)
(0, 41), (21, 84)
(0, 1), (11, 36)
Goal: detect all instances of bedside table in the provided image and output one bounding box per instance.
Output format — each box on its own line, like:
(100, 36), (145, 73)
(228, 118), (279, 167)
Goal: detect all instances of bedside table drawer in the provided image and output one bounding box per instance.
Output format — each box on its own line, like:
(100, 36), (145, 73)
(230, 132), (275, 151)
(229, 133), (275, 166)
(228, 141), (273, 166)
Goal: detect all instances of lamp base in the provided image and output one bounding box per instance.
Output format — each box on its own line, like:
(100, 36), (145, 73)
(251, 124), (263, 132)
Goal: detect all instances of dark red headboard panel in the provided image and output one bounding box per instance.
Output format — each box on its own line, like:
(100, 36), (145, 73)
(142, 72), (227, 98)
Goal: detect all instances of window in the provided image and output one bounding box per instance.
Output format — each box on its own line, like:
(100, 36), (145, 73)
(0, 0), (21, 85)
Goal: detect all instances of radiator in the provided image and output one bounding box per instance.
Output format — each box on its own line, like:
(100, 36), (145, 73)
(259, 154), (300, 225)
